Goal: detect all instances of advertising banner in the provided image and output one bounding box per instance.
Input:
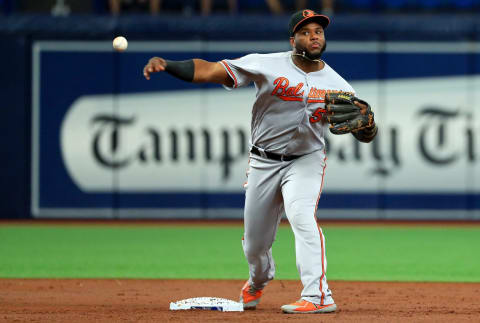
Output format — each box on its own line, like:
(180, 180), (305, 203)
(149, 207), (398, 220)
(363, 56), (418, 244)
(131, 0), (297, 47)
(32, 41), (480, 218)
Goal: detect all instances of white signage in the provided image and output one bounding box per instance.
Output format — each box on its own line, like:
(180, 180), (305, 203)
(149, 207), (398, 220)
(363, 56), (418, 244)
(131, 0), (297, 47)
(61, 88), (254, 192)
(61, 76), (480, 194)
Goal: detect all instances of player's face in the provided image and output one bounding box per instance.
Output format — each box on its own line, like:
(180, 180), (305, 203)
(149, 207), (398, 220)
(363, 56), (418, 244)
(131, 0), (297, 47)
(290, 22), (326, 60)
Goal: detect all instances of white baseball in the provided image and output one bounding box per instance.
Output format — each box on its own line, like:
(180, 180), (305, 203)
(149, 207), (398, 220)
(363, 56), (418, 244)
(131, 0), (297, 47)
(113, 36), (128, 52)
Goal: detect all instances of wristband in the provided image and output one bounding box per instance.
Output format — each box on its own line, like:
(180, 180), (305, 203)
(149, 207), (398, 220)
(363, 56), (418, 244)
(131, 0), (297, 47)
(165, 59), (194, 82)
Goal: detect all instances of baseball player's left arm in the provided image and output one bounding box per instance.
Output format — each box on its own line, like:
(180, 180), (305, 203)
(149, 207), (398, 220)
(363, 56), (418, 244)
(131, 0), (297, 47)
(143, 57), (233, 87)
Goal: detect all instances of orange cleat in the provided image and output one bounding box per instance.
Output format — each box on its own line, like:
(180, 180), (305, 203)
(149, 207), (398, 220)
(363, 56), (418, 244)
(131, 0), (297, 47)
(281, 299), (337, 314)
(239, 281), (263, 310)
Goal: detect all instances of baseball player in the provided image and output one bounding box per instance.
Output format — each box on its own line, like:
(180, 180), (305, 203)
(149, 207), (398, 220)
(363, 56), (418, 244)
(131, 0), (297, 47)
(143, 9), (378, 314)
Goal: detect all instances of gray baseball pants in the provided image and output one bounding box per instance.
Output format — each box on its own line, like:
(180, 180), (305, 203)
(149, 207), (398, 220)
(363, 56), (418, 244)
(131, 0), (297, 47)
(242, 149), (334, 305)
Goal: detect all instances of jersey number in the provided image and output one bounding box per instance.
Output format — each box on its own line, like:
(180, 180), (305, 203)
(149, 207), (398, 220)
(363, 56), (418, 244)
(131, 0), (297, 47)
(309, 108), (326, 124)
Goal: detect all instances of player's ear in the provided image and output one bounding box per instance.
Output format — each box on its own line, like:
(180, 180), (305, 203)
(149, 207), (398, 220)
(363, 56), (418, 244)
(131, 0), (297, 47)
(289, 37), (295, 48)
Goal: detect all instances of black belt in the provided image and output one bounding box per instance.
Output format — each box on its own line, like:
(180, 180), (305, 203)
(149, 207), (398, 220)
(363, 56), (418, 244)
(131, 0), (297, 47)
(250, 146), (302, 161)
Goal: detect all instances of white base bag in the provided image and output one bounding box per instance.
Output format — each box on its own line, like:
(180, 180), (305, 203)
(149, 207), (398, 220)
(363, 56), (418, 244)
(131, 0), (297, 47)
(169, 297), (244, 312)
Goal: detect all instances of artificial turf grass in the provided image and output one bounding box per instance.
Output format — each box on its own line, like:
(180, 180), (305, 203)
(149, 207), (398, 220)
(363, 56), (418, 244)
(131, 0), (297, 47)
(0, 225), (479, 282)
(325, 226), (480, 282)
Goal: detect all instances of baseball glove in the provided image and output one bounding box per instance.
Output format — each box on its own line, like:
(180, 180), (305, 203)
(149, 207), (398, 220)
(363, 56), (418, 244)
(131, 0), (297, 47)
(325, 92), (375, 135)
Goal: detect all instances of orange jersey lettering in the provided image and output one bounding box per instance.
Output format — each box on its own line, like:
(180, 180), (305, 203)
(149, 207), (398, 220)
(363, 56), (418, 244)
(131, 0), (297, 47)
(271, 77), (304, 102)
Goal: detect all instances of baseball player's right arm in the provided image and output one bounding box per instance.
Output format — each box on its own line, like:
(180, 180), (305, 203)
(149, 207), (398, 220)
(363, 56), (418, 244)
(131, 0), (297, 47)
(143, 57), (233, 87)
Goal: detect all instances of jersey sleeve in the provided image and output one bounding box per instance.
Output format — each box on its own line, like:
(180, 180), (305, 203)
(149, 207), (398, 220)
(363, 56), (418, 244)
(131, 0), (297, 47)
(220, 53), (260, 90)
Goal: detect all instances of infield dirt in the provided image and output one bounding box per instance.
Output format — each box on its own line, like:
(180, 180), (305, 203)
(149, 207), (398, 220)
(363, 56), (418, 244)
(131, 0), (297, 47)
(1, 279), (479, 322)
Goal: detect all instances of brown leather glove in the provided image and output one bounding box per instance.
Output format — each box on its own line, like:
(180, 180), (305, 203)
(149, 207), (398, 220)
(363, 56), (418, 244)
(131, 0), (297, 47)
(325, 92), (375, 135)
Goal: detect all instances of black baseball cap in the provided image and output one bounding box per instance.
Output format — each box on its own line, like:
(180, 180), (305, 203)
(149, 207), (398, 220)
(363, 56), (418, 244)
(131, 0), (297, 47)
(288, 9), (330, 36)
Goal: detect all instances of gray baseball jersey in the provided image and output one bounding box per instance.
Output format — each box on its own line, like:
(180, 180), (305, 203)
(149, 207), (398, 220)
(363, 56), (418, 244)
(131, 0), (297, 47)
(221, 51), (355, 306)
(221, 51), (354, 155)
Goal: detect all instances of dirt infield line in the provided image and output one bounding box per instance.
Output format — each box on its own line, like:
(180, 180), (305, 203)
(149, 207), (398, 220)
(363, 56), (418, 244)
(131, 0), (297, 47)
(1, 279), (479, 322)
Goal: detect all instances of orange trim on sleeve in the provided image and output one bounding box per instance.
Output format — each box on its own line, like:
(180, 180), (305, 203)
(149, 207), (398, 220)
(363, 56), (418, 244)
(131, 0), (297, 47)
(220, 60), (238, 88)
